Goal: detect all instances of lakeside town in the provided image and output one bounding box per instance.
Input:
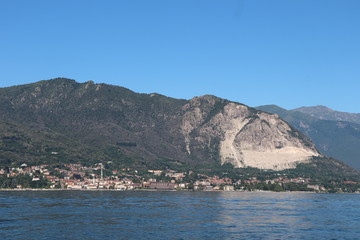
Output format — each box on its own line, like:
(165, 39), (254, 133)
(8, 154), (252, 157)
(1, 162), (360, 193)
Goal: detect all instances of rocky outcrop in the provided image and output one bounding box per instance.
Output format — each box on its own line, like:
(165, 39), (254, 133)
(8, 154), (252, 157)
(182, 96), (319, 170)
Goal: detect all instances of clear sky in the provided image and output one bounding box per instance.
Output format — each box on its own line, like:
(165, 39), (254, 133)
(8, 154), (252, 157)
(1, 0), (359, 112)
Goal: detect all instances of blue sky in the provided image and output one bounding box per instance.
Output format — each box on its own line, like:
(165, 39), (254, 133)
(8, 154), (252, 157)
(1, 0), (359, 112)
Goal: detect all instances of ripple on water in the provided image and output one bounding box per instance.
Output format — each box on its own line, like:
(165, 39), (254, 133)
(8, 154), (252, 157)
(1, 191), (360, 240)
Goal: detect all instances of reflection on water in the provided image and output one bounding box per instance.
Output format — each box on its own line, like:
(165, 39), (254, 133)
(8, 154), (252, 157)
(217, 192), (313, 239)
(0, 191), (360, 239)
(216, 192), (360, 239)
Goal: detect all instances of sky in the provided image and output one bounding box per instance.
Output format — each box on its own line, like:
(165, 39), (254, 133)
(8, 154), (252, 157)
(1, 0), (359, 112)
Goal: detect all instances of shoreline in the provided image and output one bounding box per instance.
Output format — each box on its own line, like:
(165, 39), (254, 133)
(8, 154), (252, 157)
(0, 188), (343, 193)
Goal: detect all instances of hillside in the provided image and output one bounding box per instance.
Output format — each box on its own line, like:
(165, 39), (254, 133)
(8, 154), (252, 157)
(0, 78), (321, 171)
(257, 105), (360, 170)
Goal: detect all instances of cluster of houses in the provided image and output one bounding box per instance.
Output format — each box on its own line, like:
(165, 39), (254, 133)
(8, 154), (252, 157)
(56, 166), (237, 191)
(1, 163), (51, 179)
(1, 163), (357, 192)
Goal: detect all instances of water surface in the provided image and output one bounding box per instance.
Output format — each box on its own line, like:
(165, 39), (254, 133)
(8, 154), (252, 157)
(1, 191), (359, 239)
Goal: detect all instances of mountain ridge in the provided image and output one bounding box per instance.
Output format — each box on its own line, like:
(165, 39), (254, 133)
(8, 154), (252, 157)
(0, 78), (321, 171)
(293, 105), (360, 124)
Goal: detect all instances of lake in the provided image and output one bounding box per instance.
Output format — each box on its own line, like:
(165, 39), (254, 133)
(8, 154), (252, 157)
(1, 191), (359, 239)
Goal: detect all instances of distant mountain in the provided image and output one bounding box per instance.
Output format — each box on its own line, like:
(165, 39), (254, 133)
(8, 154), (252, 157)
(293, 106), (360, 124)
(257, 105), (360, 170)
(0, 78), (320, 171)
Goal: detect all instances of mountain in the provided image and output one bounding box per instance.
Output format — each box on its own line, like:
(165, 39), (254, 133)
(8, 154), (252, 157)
(0, 78), (320, 170)
(293, 106), (360, 124)
(257, 105), (360, 170)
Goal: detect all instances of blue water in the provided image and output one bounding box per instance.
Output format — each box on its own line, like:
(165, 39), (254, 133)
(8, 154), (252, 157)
(1, 191), (359, 240)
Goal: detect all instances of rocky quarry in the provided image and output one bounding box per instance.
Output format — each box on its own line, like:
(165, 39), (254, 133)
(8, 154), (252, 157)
(181, 96), (319, 170)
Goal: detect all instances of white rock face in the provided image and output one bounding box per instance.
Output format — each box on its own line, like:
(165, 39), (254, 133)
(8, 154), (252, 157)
(181, 96), (319, 170)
